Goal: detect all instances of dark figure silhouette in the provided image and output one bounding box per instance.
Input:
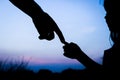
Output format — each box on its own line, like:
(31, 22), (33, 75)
(63, 0), (120, 79)
(9, 0), (68, 44)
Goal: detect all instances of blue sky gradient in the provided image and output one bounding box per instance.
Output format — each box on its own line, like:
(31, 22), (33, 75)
(0, 0), (111, 72)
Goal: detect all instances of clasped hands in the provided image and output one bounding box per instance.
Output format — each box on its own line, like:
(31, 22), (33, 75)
(32, 12), (83, 58)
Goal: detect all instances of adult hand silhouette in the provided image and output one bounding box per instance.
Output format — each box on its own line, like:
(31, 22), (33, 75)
(32, 12), (55, 40)
(9, 0), (67, 44)
(32, 12), (68, 44)
(63, 42), (84, 59)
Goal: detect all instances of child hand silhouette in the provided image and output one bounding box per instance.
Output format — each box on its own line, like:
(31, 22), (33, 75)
(63, 42), (84, 59)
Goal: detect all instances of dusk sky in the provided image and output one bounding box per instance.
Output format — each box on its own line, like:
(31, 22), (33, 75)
(0, 0), (112, 72)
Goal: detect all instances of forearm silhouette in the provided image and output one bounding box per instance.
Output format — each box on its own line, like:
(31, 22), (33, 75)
(9, 0), (67, 44)
(63, 42), (101, 70)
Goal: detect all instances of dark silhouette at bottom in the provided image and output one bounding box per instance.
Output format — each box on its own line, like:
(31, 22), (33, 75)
(0, 61), (111, 80)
